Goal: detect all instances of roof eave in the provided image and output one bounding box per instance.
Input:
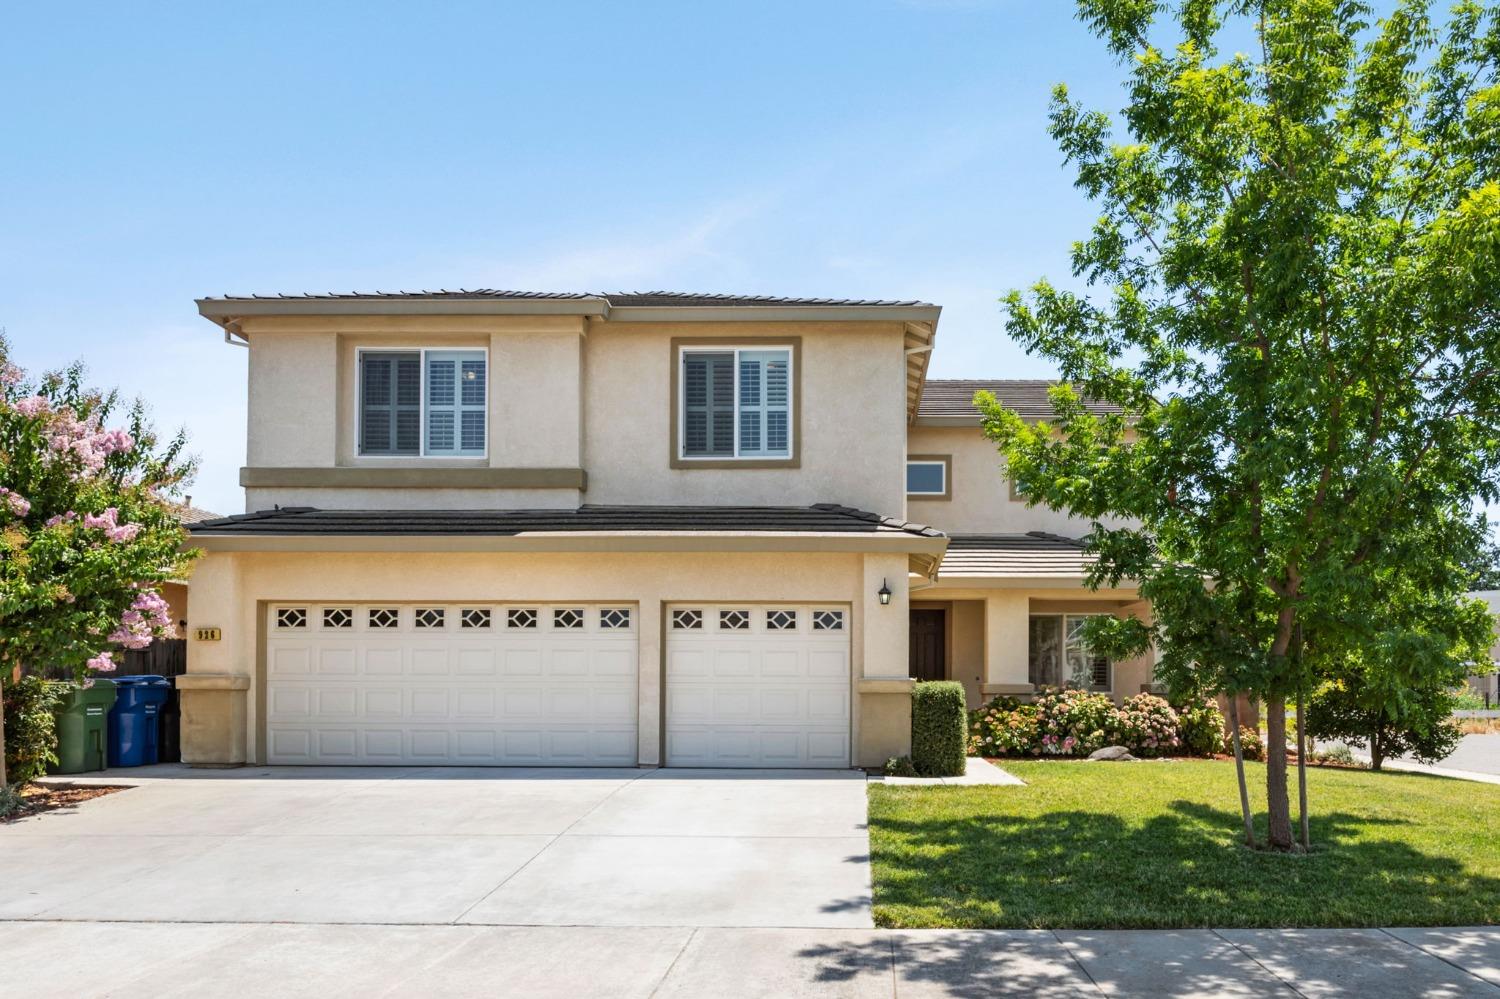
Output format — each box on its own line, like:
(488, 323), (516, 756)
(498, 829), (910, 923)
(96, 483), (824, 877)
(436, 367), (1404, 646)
(186, 531), (950, 555)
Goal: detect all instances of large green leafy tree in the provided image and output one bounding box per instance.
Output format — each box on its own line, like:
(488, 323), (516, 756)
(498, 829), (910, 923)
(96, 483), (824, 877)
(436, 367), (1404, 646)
(0, 335), (198, 785)
(981, 0), (1500, 850)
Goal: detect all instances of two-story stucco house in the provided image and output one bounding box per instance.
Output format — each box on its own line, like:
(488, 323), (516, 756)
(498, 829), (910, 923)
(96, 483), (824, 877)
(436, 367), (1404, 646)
(178, 290), (1152, 769)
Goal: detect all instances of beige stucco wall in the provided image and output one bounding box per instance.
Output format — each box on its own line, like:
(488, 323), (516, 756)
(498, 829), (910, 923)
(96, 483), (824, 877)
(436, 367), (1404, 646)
(905, 425), (1119, 537)
(237, 315), (909, 516)
(184, 548), (914, 767)
(583, 321), (907, 514)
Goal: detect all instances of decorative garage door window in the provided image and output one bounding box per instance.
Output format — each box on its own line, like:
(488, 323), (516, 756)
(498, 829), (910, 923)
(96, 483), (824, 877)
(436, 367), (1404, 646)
(766, 609), (797, 631)
(368, 608), (399, 629)
(460, 608), (491, 629)
(812, 610), (844, 632)
(415, 607), (446, 629)
(600, 608), (632, 629)
(553, 608), (584, 629)
(323, 608), (354, 629)
(718, 609), (750, 630)
(671, 609), (703, 630)
(276, 608), (307, 629)
(507, 608), (538, 629)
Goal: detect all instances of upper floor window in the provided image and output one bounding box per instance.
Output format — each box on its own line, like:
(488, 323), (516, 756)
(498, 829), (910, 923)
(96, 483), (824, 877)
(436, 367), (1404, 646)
(359, 349), (486, 457)
(906, 455), (950, 499)
(678, 347), (792, 460)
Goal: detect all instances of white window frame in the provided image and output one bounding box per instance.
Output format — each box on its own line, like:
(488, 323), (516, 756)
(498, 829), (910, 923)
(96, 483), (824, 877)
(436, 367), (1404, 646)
(905, 459), (947, 496)
(676, 344), (794, 461)
(355, 346), (489, 460)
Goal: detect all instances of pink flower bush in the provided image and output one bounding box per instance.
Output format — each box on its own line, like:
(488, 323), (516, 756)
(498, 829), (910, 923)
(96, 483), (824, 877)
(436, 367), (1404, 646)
(0, 486), (30, 517)
(968, 688), (1189, 758)
(12, 394), (48, 417)
(86, 651), (117, 672)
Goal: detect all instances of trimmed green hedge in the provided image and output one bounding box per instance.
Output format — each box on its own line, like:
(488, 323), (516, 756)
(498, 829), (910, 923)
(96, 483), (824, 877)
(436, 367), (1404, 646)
(911, 681), (967, 777)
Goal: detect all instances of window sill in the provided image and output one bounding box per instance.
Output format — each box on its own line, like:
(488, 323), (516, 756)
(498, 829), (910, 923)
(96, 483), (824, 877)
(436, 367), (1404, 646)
(907, 492), (952, 502)
(670, 456), (800, 470)
(240, 467), (587, 489)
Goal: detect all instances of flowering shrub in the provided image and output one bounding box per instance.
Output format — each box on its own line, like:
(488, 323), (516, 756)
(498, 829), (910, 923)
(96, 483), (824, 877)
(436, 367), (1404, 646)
(968, 697), (1040, 756)
(0, 335), (197, 738)
(1109, 694), (1181, 757)
(1173, 698), (1227, 756)
(1033, 687), (1119, 755)
(1227, 726), (1265, 761)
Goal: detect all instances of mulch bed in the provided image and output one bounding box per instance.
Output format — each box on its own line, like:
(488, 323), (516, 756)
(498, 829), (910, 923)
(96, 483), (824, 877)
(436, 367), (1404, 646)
(3, 783), (129, 822)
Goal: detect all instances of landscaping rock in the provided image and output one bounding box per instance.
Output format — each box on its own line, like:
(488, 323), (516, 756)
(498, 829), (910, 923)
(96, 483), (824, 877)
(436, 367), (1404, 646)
(1088, 745), (1136, 761)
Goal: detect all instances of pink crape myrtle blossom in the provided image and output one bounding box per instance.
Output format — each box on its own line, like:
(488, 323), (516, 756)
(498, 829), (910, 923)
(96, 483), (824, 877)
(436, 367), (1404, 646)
(86, 651), (117, 672)
(81, 506), (142, 543)
(0, 486), (30, 517)
(0, 361), (22, 387)
(12, 394), (48, 418)
(107, 587), (176, 649)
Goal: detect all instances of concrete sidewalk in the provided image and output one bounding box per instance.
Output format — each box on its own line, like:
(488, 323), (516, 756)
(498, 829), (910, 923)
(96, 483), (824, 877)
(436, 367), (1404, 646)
(3, 922), (1498, 997)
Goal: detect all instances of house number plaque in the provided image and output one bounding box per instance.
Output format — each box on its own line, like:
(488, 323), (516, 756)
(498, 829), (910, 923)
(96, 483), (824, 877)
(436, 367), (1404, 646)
(194, 627), (222, 642)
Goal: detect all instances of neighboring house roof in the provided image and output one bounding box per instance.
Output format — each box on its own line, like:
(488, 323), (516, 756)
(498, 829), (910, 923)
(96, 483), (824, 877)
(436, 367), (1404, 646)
(916, 379), (1125, 426)
(195, 289), (939, 424)
(188, 504), (944, 539)
(937, 532), (1098, 579)
(173, 503), (223, 524)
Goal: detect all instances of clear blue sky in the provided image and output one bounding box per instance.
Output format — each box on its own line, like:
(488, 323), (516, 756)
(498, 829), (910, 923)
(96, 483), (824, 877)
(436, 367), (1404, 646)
(3, 1), (1496, 533)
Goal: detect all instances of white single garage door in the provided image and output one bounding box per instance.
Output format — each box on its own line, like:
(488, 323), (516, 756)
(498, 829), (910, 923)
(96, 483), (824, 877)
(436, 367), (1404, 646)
(665, 604), (851, 768)
(265, 603), (638, 765)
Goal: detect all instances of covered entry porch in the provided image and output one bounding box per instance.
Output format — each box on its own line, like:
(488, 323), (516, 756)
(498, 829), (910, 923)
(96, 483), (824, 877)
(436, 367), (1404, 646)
(909, 533), (1155, 707)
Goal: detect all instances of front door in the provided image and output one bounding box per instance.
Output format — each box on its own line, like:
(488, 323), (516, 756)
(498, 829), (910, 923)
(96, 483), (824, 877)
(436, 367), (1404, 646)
(909, 609), (946, 683)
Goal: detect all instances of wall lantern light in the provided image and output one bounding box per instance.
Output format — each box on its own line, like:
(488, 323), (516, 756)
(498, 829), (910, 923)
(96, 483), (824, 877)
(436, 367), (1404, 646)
(878, 579), (892, 606)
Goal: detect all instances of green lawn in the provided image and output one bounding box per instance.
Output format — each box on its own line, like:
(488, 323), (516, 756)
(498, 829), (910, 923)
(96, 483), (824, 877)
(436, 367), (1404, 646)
(868, 759), (1500, 928)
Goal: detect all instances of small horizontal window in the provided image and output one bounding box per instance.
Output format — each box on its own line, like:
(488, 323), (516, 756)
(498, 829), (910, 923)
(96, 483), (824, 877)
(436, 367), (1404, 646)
(906, 459), (948, 497)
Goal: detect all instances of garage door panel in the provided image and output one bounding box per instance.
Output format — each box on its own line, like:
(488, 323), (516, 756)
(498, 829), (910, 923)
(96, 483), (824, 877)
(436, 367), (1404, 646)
(666, 604), (850, 768)
(364, 648), (404, 675)
(267, 603), (638, 766)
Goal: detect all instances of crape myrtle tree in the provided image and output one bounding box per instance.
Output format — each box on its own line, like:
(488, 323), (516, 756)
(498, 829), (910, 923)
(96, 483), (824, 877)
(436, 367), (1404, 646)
(0, 335), (198, 785)
(980, 0), (1500, 850)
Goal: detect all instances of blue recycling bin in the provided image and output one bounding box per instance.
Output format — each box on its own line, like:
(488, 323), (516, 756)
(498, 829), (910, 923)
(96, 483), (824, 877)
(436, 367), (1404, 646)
(107, 675), (171, 767)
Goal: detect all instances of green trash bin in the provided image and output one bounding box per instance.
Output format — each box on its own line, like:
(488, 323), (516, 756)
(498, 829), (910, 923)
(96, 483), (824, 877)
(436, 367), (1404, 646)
(51, 679), (118, 774)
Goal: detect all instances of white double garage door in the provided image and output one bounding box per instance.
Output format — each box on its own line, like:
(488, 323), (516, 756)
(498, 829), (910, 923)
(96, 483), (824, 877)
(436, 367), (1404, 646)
(266, 602), (851, 768)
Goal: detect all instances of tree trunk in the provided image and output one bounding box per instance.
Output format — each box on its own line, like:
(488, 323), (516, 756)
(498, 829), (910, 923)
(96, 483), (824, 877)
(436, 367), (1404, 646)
(1296, 684), (1309, 851)
(1228, 696), (1256, 847)
(1265, 696), (1294, 850)
(1370, 726), (1384, 772)
(1294, 625), (1309, 851)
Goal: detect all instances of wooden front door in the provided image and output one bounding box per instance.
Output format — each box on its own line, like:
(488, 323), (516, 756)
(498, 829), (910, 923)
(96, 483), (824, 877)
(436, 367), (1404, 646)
(909, 609), (946, 683)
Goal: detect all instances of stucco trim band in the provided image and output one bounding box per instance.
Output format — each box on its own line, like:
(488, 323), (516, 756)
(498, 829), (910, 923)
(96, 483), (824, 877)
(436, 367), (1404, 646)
(239, 467), (587, 489)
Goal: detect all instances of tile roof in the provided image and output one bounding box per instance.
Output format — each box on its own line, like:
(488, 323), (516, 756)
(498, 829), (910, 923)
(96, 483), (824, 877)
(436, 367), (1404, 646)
(188, 504), (945, 539)
(916, 379), (1125, 422)
(937, 532), (1097, 578)
(198, 289), (933, 308)
(173, 504), (223, 524)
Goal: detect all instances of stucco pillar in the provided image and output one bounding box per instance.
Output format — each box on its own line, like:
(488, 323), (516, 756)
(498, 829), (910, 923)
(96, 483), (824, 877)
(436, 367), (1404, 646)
(982, 591), (1032, 696)
(180, 553), (252, 765)
(856, 553), (913, 766)
(637, 595), (663, 767)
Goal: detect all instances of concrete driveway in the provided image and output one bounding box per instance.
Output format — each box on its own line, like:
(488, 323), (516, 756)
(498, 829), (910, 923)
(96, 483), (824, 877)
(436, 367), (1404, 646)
(2, 764), (871, 928)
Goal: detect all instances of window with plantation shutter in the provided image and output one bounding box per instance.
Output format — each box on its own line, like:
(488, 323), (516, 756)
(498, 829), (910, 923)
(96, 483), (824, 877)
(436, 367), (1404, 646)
(358, 349), (486, 457)
(679, 346), (793, 460)
(682, 352), (735, 457)
(424, 351), (485, 457)
(359, 352), (421, 455)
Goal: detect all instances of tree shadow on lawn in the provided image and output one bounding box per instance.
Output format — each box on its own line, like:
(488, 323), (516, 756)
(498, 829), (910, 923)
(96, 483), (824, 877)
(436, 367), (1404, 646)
(870, 798), (1500, 929)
